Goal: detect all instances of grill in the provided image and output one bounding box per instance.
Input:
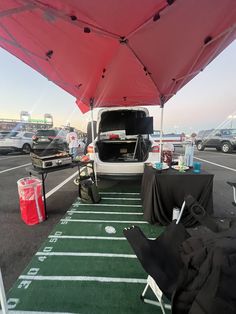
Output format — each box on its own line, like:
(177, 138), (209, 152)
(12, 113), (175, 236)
(30, 151), (72, 169)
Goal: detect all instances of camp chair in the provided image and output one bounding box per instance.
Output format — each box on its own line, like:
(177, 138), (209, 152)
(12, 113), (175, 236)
(123, 196), (220, 313)
(227, 181), (236, 207)
(123, 201), (189, 314)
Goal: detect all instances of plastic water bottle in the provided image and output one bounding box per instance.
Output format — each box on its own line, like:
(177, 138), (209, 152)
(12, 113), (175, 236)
(178, 155), (185, 172)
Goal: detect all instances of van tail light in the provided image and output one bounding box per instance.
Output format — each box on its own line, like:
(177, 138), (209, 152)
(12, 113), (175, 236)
(32, 135), (38, 141)
(48, 136), (55, 141)
(87, 144), (94, 154)
(151, 145), (160, 153)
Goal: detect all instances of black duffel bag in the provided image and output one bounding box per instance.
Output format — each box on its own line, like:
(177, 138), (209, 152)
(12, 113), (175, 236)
(78, 178), (101, 203)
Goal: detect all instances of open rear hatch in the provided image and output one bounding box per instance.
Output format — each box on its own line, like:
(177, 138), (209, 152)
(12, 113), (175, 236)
(96, 108), (153, 162)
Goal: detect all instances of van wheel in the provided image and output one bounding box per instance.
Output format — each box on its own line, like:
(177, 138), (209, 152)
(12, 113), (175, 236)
(221, 142), (232, 153)
(22, 143), (31, 154)
(197, 142), (205, 151)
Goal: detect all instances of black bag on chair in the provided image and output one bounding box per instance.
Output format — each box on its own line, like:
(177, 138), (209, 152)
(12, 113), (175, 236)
(78, 178), (101, 203)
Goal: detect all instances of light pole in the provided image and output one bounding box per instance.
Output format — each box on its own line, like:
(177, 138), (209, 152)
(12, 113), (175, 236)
(228, 115), (236, 128)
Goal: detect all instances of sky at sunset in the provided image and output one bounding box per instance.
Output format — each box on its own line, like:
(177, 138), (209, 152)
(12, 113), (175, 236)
(0, 40), (235, 134)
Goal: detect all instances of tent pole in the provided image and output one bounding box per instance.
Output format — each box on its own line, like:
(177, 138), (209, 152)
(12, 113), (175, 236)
(159, 99), (164, 163)
(90, 98), (97, 185)
(0, 268), (8, 314)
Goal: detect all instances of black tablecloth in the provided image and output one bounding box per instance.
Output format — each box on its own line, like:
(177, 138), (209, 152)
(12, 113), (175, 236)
(141, 165), (214, 227)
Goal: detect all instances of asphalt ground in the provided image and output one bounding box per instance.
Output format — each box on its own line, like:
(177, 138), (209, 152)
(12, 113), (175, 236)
(0, 147), (236, 293)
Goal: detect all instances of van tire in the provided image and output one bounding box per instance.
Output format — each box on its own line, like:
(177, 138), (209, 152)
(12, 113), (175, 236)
(197, 142), (205, 151)
(221, 142), (232, 153)
(22, 143), (31, 154)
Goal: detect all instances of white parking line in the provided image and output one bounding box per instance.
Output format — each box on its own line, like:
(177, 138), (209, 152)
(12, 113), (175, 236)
(194, 157), (236, 172)
(0, 155), (30, 160)
(19, 275), (146, 284)
(45, 171), (78, 199)
(0, 163), (31, 174)
(36, 252), (136, 258)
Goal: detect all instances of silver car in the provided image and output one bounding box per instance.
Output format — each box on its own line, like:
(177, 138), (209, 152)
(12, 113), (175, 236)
(87, 107), (160, 178)
(0, 131), (34, 154)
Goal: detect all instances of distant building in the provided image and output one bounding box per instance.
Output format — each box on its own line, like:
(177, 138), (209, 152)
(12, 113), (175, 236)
(0, 112), (53, 131)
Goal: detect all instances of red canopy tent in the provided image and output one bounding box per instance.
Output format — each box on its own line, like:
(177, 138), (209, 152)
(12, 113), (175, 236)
(0, 0), (235, 113)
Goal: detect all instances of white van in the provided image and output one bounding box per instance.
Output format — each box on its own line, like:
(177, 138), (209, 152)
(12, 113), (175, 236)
(87, 107), (160, 178)
(0, 131), (34, 154)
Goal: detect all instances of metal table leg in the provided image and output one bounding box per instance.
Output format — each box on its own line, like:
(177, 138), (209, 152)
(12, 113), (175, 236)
(41, 173), (47, 218)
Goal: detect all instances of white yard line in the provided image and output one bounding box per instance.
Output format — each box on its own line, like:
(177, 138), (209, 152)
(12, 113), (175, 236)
(19, 275), (146, 284)
(61, 218), (147, 224)
(73, 204), (142, 207)
(67, 210), (142, 215)
(36, 252), (136, 258)
(49, 235), (127, 240)
(48, 235), (155, 240)
(101, 197), (141, 200)
(194, 157), (236, 172)
(2, 311), (77, 314)
(0, 163), (31, 174)
(99, 192), (139, 195)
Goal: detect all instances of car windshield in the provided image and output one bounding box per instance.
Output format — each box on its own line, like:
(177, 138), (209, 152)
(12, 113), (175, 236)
(230, 129), (236, 136)
(36, 130), (57, 137)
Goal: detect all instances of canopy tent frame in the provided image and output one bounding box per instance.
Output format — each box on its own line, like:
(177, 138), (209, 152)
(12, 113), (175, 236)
(158, 99), (165, 163)
(89, 98), (98, 185)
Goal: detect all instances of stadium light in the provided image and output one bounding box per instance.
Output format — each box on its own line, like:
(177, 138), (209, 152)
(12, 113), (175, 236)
(228, 115), (236, 128)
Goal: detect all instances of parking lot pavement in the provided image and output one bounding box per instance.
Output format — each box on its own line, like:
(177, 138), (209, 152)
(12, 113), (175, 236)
(0, 149), (236, 292)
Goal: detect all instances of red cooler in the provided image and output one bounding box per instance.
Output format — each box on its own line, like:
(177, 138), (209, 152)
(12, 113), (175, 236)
(17, 177), (45, 225)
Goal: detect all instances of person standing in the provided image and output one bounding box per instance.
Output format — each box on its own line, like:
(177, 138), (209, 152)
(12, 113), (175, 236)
(66, 127), (78, 159)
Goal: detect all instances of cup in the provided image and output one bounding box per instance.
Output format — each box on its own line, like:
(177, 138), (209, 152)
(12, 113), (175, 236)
(193, 161), (201, 173)
(155, 162), (162, 170)
(172, 207), (180, 220)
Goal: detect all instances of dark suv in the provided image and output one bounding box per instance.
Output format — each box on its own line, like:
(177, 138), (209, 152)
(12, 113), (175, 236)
(32, 129), (68, 155)
(195, 128), (236, 153)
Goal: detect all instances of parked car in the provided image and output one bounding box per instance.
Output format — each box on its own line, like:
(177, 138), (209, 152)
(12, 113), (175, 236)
(32, 129), (68, 155)
(0, 130), (34, 154)
(86, 107), (160, 178)
(150, 131), (185, 147)
(195, 128), (236, 153)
